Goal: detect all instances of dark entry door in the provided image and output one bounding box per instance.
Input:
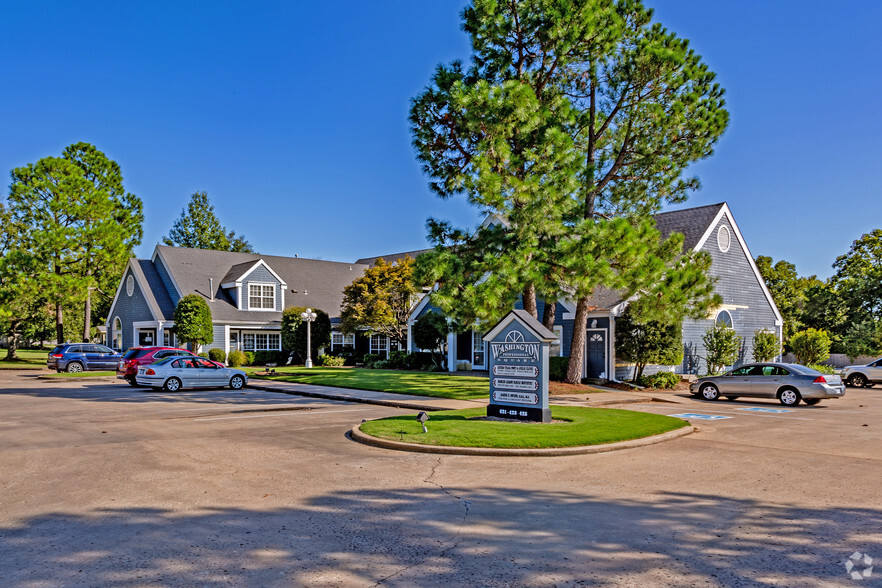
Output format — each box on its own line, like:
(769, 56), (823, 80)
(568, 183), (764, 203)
(586, 331), (606, 378)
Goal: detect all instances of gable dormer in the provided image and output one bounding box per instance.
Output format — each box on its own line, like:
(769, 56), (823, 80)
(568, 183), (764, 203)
(221, 259), (287, 311)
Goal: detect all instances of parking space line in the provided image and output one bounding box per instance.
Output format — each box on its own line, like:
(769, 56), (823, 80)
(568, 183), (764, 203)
(194, 408), (373, 421)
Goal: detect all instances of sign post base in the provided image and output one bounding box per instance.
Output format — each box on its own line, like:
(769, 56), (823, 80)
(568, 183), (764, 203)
(488, 404), (551, 423)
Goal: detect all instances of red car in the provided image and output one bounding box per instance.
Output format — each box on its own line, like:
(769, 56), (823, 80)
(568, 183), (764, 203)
(117, 347), (196, 386)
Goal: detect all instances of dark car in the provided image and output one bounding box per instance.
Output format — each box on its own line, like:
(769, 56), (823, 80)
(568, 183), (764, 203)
(117, 346), (197, 386)
(47, 343), (123, 373)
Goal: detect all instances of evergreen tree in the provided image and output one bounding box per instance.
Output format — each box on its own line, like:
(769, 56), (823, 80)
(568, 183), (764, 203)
(163, 191), (254, 253)
(172, 294), (214, 351)
(411, 0), (728, 383)
(412, 312), (449, 368)
(615, 306), (683, 381)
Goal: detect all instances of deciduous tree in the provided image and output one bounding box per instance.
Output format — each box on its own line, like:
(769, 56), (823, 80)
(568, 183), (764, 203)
(340, 257), (417, 347)
(615, 306), (683, 381)
(281, 306), (331, 363)
(789, 328), (831, 366)
(172, 294), (213, 351)
(703, 323), (741, 375)
(751, 330), (781, 362)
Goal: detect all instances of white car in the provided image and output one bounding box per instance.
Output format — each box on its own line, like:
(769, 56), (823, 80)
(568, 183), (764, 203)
(136, 356), (248, 392)
(841, 357), (882, 388)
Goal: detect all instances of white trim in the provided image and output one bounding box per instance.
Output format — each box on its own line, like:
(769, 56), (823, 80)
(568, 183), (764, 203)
(559, 299), (577, 320)
(584, 328), (608, 379)
(223, 324), (230, 358)
(247, 282), (278, 311)
(407, 290), (435, 326)
(483, 312), (558, 343)
(480, 213), (510, 230)
(106, 260), (134, 332)
(692, 203), (783, 325)
(447, 332), (457, 372)
(236, 259), (287, 289)
(152, 247), (184, 301)
(236, 284), (243, 310)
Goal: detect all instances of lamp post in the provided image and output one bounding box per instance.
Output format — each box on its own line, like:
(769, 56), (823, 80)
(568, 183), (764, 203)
(301, 308), (317, 368)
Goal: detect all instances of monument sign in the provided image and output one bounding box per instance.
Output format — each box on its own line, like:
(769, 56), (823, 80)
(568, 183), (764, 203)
(484, 309), (558, 423)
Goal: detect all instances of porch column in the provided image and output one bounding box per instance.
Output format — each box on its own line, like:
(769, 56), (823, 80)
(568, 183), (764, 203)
(447, 332), (457, 372)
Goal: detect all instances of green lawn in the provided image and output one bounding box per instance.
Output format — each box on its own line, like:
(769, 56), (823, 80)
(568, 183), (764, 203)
(359, 406), (687, 449)
(0, 348), (49, 370)
(247, 366), (489, 400)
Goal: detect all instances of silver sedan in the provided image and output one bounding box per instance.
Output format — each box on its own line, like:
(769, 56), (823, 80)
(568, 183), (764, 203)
(136, 356), (248, 392)
(689, 363), (845, 406)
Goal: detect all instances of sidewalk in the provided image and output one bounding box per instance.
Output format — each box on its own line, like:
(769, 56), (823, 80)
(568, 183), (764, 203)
(247, 379), (692, 412)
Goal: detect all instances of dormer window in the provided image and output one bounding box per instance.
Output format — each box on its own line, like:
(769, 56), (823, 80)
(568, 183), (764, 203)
(248, 284), (275, 310)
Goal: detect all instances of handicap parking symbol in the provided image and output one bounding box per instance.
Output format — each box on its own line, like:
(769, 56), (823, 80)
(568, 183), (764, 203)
(736, 407), (792, 414)
(670, 413), (732, 421)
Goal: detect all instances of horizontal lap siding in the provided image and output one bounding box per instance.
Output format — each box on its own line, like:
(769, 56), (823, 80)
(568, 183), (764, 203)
(682, 216), (778, 375)
(109, 268), (157, 351)
(202, 325), (226, 352)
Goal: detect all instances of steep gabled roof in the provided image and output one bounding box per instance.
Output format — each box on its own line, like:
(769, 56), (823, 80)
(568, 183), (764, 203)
(132, 259), (177, 320)
(653, 203), (726, 251)
(153, 246), (368, 322)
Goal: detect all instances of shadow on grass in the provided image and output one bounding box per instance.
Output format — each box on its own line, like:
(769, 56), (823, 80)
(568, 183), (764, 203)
(1, 489), (878, 586)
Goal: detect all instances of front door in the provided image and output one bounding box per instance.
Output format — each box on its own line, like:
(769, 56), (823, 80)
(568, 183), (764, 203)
(586, 331), (606, 378)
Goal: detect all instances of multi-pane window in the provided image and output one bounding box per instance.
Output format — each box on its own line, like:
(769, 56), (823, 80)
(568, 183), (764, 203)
(242, 332), (281, 350)
(472, 331), (485, 367)
(370, 334), (388, 358)
(248, 284), (275, 310)
(331, 332), (355, 350)
(550, 326), (563, 357)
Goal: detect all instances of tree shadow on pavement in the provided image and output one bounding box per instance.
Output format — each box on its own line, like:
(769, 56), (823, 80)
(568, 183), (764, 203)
(1, 488), (879, 587)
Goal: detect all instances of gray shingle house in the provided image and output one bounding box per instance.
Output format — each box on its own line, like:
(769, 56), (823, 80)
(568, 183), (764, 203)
(106, 245), (369, 356)
(408, 202), (783, 377)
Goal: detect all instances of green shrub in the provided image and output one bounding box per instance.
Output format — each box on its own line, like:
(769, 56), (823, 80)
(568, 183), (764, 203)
(318, 354), (346, 367)
(252, 350), (287, 365)
(404, 352), (437, 371)
(244, 352), (256, 366)
(362, 353), (382, 368)
(752, 330), (781, 362)
(208, 348), (226, 363)
(387, 350), (409, 370)
(807, 363), (836, 375)
(703, 323), (742, 375)
(198, 352), (209, 358)
(372, 359), (392, 369)
(227, 350), (246, 367)
(636, 371), (680, 389)
(789, 328), (831, 366)
(549, 357), (569, 382)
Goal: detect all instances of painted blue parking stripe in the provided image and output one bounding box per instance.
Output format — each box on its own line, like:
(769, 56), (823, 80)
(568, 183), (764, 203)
(736, 407), (792, 414)
(669, 413), (733, 421)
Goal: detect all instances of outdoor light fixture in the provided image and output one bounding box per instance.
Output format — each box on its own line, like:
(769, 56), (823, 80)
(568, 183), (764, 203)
(416, 411), (430, 433)
(301, 308), (317, 368)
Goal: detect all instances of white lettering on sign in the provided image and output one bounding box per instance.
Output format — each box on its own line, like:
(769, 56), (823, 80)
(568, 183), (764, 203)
(492, 365), (539, 378)
(490, 330), (539, 361)
(493, 378), (539, 391)
(493, 391), (539, 405)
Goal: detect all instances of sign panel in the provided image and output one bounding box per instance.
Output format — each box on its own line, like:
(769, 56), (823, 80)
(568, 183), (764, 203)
(485, 311), (555, 423)
(492, 365), (539, 378)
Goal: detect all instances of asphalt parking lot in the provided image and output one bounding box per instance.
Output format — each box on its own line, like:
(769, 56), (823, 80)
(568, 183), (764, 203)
(1, 370), (880, 587)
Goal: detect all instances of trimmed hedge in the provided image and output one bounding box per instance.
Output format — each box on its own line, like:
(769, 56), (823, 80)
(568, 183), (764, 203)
(549, 357), (569, 382)
(208, 348), (226, 363)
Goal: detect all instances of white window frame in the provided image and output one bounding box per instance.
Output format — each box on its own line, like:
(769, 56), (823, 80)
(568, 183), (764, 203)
(370, 334), (389, 358)
(471, 330), (486, 368)
(112, 317), (123, 350)
(247, 282), (276, 311)
(550, 326), (563, 357)
(331, 332), (355, 351)
(715, 309), (733, 328)
(242, 331), (281, 351)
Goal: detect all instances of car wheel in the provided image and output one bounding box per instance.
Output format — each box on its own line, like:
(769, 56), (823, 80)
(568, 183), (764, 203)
(229, 375), (245, 390)
(779, 388), (801, 406)
(700, 383), (720, 401)
(163, 377), (182, 392)
(66, 362), (84, 373)
(725, 396), (738, 401)
(848, 374), (868, 388)
(803, 398), (822, 406)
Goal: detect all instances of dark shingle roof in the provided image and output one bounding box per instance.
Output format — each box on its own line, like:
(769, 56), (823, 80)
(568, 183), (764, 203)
(131, 259), (177, 320)
(154, 246), (368, 322)
(653, 203), (725, 251)
(354, 249), (431, 266)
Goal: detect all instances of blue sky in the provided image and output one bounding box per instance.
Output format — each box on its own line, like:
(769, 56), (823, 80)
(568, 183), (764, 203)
(1, 1), (879, 279)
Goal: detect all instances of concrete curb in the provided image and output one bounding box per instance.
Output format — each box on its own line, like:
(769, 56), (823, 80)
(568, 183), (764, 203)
(349, 423), (696, 457)
(246, 383), (472, 412)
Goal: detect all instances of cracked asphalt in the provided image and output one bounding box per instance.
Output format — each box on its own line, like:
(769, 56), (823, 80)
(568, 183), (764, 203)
(1, 370), (881, 587)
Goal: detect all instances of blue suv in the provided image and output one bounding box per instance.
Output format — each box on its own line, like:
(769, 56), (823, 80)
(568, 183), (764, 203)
(47, 343), (123, 373)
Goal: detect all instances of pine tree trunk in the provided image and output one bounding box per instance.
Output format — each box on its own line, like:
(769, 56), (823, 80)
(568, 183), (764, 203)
(83, 287), (92, 342)
(565, 296), (591, 384)
(55, 303), (64, 345)
(542, 300), (556, 330)
(522, 283), (538, 318)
